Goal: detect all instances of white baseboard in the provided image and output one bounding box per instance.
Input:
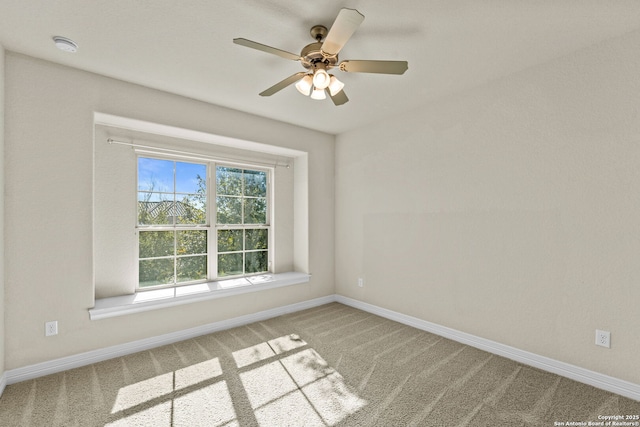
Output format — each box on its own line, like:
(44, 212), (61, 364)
(3, 294), (639, 403)
(4, 295), (334, 386)
(335, 295), (640, 402)
(0, 371), (7, 397)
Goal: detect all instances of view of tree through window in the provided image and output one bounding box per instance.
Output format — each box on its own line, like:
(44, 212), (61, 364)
(216, 167), (269, 277)
(138, 158), (208, 288)
(137, 158), (270, 289)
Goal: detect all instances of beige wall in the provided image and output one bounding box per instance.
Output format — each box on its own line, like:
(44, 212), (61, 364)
(335, 29), (640, 384)
(4, 53), (334, 369)
(0, 45), (5, 378)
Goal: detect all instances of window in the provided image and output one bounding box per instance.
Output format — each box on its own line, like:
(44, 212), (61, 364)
(137, 157), (270, 289)
(216, 167), (269, 277)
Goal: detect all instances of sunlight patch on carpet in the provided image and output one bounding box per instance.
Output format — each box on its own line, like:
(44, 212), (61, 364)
(175, 357), (223, 390)
(239, 338), (367, 426)
(233, 334), (308, 368)
(111, 372), (175, 413)
(111, 357), (223, 412)
(107, 334), (365, 426)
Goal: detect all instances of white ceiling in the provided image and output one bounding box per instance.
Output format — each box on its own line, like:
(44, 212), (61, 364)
(2, 1), (640, 134)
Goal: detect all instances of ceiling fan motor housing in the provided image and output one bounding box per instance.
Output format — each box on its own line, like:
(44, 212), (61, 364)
(300, 41), (338, 70)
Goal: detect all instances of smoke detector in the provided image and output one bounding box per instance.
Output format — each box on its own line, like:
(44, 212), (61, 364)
(53, 36), (78, 53)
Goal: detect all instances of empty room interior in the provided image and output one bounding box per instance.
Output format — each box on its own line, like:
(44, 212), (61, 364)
(1, 1), (640, 426)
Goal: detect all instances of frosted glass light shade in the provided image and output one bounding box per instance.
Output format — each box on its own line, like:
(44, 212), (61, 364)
(295, 75), (313, 96)
(328, 75), (345, 96)
(312, 69), (330, 89)
(310, 88), (326, 100)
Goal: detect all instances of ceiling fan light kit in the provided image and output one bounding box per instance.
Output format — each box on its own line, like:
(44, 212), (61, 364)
(233, 8), (408, 106)
(295, 75), (313, 96)
(310, 87), (327, 100)
(328, 75), (344, 97)
(312, 68), (330, 90)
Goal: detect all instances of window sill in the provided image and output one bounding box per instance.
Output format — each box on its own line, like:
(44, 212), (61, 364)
(89, 272), (310, 320)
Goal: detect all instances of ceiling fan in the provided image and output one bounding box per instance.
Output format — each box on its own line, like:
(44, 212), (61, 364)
(233, 8), (408, 106)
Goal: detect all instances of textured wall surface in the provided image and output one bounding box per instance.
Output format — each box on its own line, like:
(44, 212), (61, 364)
(0, 45), (5, 379)
(4, 53), (334, 370)
(335, 29), (640, 384)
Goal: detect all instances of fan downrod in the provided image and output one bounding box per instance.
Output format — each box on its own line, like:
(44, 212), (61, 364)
(310, 25), (328, 42)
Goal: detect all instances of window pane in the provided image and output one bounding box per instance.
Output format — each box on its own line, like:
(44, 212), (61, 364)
(138, 192), (174, 225)
(139, 258), (174, 287)
(245, 229), (268, 250)
(216, 167), (242, 196)
(139, 231), (174, 258)
(244, 170), (267, 197)
(138, 158), (173, 192)
(177, 255), (207, 282)
(177, 230), (207, 255)
(176, 194), (206, 224)
(216, 196), (242, 224)
(218, 253), (243, 277)
(245, 251), (268, 274)
(218, 230), (242, 252)
(138, 161), (272, 286)
(175, 162), (207, 194)
(244, 198), (267, 224)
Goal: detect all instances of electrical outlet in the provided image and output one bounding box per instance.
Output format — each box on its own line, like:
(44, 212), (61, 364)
(595, 329), (610, 348)
(45, 321), (58, 337)
(357, 278), (364, 288)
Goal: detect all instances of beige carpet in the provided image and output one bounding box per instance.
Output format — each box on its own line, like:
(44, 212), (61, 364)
(0, 302), (638, 426)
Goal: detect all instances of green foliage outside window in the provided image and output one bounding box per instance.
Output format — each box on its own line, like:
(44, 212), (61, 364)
(138, 158), (208, 287)
(216, 166), (268, 277)
(137, 159), (270, 288)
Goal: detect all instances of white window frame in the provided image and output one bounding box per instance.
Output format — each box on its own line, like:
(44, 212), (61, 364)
(213, 163), (273, 280)
(135, 153), (273, 291)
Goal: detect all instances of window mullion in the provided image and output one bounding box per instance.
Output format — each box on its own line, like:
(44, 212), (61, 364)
(173, 160), (177, 285)
(241, 169), (245, 228)
(173, 230), (177, 285)
(241, 169), (245, 275)
(210, 162), (217, 280)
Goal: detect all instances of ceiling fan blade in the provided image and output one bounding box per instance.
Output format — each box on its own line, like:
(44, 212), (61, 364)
(321, 8), (364, 56)
(259, 72), (308, 97)
(339, 60), (408, 75)
(326, 88), (349, 106)
(233, 38), (301, 61)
